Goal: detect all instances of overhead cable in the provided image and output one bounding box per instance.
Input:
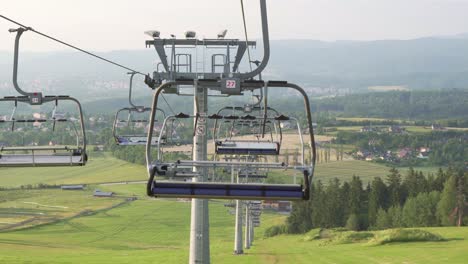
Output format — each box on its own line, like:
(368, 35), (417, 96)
(0, 14), (145, 75)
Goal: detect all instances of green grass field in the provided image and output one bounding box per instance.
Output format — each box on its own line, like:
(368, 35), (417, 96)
(0, 153), (454, 263)
(0, 153), (147, 188)
(336, 117), (405, 123)
(315, 160), (440, 184)
(0, 193), (466, 264)
(0, 187), (127, 231)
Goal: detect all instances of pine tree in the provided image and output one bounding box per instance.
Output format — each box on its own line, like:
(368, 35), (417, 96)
(386, 167), (404, 207)
(324, 178), (344, 227)
(340, 182), (351, 222)
(287, 200), (312, 233)
(311, 181), (326, 227)
(349, 175), (363, 215)
(404, 167), (418, 197)
(368, 177), (388, 227)
(433, 168), (447, 192)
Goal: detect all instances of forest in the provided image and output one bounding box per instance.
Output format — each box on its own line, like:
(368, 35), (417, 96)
(266, 167), (468, 237)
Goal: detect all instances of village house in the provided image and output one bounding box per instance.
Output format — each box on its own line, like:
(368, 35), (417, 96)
(388, 125), (405, 134)
(431, 124), (446, 131)
(417, 147), (430, 159)
(397, 148), (412, 159)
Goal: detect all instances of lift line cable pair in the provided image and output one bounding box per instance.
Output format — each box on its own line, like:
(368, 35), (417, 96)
(0, 14), (145, 76)
(0, 15), (176, 120)
(0, 14), (180, 117)
(240, 0), (253, 72)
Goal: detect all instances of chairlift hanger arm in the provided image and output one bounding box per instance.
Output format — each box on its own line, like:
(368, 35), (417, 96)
(262, 81), (268, 138)
(237, 0), (269, 80)
(267, 81), (316, 199)
(128, 72), (138, 108)
(10, 27), (31, 97)
(146, 81), (177, 168)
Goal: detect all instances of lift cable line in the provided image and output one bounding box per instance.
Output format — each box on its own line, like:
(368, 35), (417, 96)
(240, 0), (253, 72)
(0, 14), (145, 76)
(161, 93), (177, 117)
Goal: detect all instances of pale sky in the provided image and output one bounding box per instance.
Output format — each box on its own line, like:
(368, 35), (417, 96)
(0, 0), (467, 51)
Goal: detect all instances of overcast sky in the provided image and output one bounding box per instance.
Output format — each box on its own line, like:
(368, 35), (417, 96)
(1, 0), (467, 52)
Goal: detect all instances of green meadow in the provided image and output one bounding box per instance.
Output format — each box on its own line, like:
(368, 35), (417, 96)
(0, 154), (459, 263)
(0, 194), (466, 264)
(0, 153), (147, 188)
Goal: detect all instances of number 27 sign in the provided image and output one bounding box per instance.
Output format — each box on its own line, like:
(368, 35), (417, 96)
(226, 80), (236, 89)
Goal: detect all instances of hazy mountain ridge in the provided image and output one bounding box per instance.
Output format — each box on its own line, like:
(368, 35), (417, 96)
(1, 37), (468, 96)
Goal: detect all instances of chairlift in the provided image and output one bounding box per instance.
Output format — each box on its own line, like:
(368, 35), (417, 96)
(112, 72), (166, 145)
(145, 81), (315, 201)
(212, 111), (305, 159)
(0, 28), (87, 167)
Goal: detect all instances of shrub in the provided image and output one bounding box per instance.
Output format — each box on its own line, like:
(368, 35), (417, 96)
(370, 229), (446, 245)
(264, 224), (287, 238)
(302, 228), (322, 241)
(346, 214), (360, 231)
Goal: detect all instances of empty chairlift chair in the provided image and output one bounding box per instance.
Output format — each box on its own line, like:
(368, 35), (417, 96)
(112, 72), (166, 146)
(0, 28), (87, 167)
(213, 113), (281, 156)
(212, 105), (286, 156)
(145, 81), (316, 201)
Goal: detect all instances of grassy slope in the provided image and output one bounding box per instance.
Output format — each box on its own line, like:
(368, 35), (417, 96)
(250, 227), (467, 264)
(0, 153), (452, 263)
(0, 195), (466, 264)
(0, 153), (147, 188)
(0, 188), (127, 230)
(0, 198), (283, 264)
(315, 160), (439, 184)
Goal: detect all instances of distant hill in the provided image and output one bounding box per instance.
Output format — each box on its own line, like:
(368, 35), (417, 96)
(1, 37), (468, 97)
(267, 38), (468, 90)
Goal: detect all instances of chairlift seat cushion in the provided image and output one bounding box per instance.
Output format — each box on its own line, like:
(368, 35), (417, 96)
(150, 182), (303, 200)
(238, 174), (268, 178)
(0, 154), (84, 167)
(116, 136), (158, 145)
(215, 141), (279, 155)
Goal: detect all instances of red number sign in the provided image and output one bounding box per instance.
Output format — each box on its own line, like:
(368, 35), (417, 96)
(226, 80), (236, 89)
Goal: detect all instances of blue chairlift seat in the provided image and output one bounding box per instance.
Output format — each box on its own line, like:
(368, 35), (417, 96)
(149, 181), (303, 200)
(238, 173), (268, 179)
(215, 140), (280, 155)
(116, 136), (159, 146)
(0, 146), (87, 167)
(147, 166), (308, 200)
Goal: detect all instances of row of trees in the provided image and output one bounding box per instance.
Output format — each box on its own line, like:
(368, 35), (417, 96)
(286, 167), (467, 234)
(311, 90), (468, 120)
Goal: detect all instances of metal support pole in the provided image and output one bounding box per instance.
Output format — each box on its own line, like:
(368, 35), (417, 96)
(189, 82), (210, 264)
(250, 216), (254, 246)
(234, 168), (243, 254)
(244, 204), (250, 249)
